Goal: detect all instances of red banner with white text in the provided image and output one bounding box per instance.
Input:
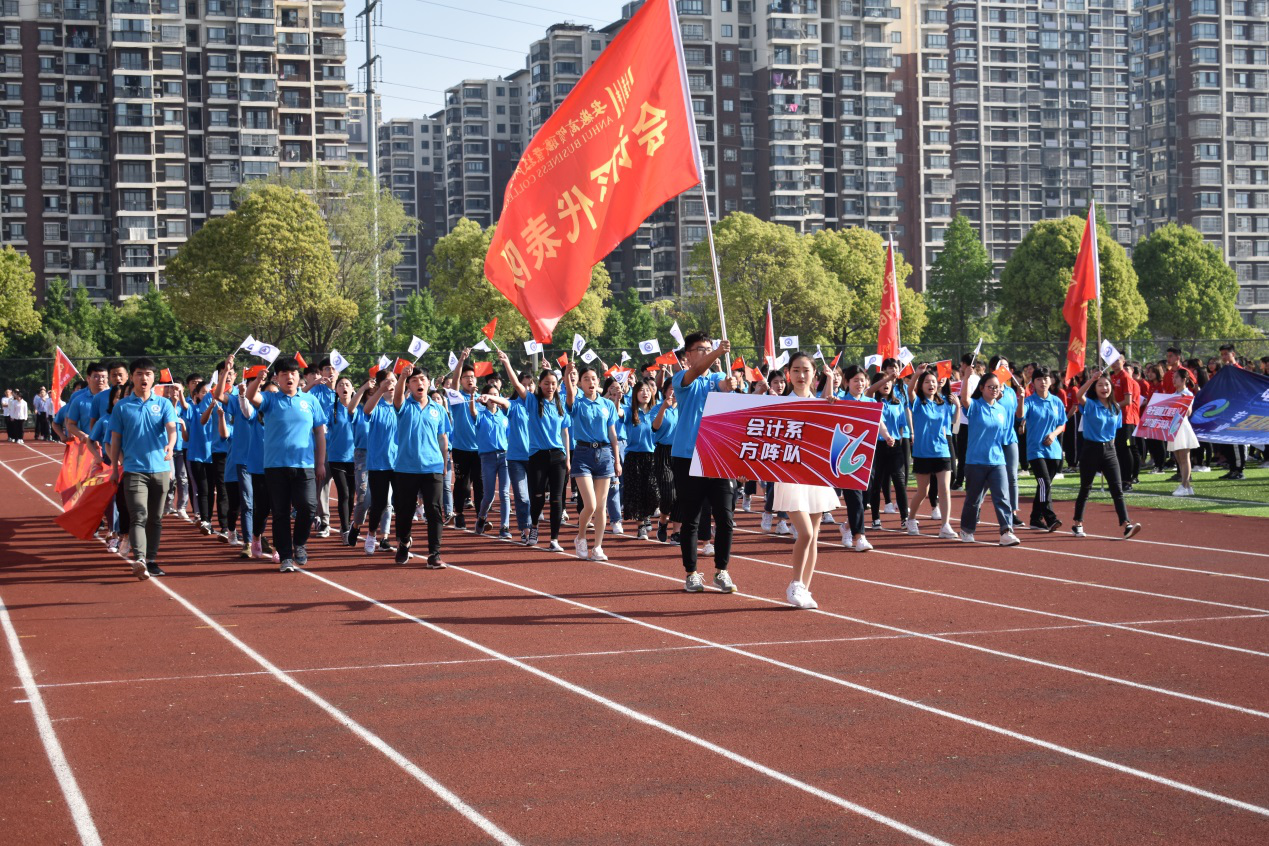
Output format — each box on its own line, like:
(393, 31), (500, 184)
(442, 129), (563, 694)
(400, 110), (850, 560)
(1134, 392), (1194, 442)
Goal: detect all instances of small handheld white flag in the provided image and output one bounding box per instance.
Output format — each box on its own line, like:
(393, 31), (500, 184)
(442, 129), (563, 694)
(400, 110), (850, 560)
(620, 351), (631, 363)
(898, 346), (915, 369)
(408, 336), (430, 358)
(669, 321), (684, 348)
(572, 333), (586, 355)
(639, 338), (660, 356)
(254, 343), (281, 363)
(864, 354), (883, 370)
(524, 340), (543, 356)
(779, 335), (799, 350)
(581, 349), (598, 364)
(1099, 339), (1121, 367)
(813, 345), (823, 360)
(472, 339), (491, 353)
(448, 351), (459, 371)
(377, 354), (392, 373)
(773, 350), (790, 370)
(973, 337), (984, 357)
(238, 334), (257, 353)
(329, 349), (350, 374)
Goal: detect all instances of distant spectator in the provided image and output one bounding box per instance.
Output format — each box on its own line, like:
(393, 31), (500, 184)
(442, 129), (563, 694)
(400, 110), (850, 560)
(5, 389), (28, 443)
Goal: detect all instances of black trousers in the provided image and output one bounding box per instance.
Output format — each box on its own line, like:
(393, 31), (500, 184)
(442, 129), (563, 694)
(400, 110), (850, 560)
(1074, 441), (1129, 525)
(1115, 423), (1139, 484)
(393, 471), (444, 556)
(1220, 444), (1246, 473)
(672, 456), (735, 573)
(528, 449), (568, 539)
(264, 466), (316, 561)
(452, 448), (483, 526)
(35, 412), (51, 440)
(329, 461), (354, 534)
(953, 426), (969, 487)
(366, 469), (394, 538)
(1028, 457), (1062, 528)
(190, 459), (213, 524)
(251, 472), (271, 540)
(868, 440), (909, 521)
(210, 451), (232, 531)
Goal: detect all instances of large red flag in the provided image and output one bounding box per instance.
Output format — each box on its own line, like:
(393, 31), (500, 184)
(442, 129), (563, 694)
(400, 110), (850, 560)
(877, 240), (901, 361)
(763, 300), (776, 369)
(51, 346), (78, 413)
(1063, 202), (1100, 383)
(484, 0), (704, 342)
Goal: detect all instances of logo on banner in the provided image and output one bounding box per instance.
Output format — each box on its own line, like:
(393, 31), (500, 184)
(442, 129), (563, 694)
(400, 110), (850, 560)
(829, 424), (868, 477)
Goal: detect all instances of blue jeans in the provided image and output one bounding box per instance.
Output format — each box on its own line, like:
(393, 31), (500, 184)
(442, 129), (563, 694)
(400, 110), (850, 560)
(478, 450), (510, 530)
(1003, 441), (1020, 516)
(960, 463), (1012, 534)
(234, 462), (254, 545)
(606, 477), (621, 524)
(507, 458), (531, 531)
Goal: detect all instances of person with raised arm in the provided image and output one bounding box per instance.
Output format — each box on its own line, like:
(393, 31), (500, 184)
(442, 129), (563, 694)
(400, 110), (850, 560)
(498, 350), (570, 551)
(356, 370), (399, 556)
(563, 360), (622, 562)
(955, 364), (1020, 546)
(471, 382), (511, 539)
(380, 365), (451, 568)
(445, 347), (484, 530)
(1069, 368), (1142, 539)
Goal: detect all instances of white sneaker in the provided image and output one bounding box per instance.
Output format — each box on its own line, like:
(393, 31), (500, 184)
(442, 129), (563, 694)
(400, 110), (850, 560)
(177, 508), (189, 521)
(776, 520), (792, 536)
(787, 580), (817, 609)
(853, 535), (873, 553)
(588, 547), (609, 562)
(414, 506), (425, 522)
(547, 539), (565, 552)
(999, 532), (1020, 547)
(611, 521), (624, 535)
(118, 538), (131, 558)
(741, 495), (753, 512)
(840, 524), (853, 547)
(363, 534), (376, 556)
(959, 530), (975, 543)
(1194, 465), (1211, 472)
(930, 506), (942, 521)
(883, 502), (899, 514)
(573, 536), (588, 559)
(820, 512), (836, 524)
(939, 524), (958, 540)
(317, 524), (332, 538)
(869, 518), (882, 530)
(1172, 485), (1193, 497)
(701, 541), (715, 556)
(228, 530), (243, 547)
(106, 536), (120, 553)
(905, 518), (920, 536)
(685, 572), (705, 592)
(761, 512), (774, 532)
(1053, 473), (1065, 481)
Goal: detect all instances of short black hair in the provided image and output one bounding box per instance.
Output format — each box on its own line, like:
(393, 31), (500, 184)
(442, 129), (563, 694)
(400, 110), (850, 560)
(86, 362), (107, 375)
(1219, 343), (1236, 353)
(682, 331), (709, 352)
(303, 365), (319, 376)
(274, 358), (300, 374)
(842, 364), (866, 382)
(1166, 347), (1182, 356)
(1261, 356), (1269, 364)
(1031, 365), (1052, 382)
(460, 363), (476, 375)
(960, 353), (975, 366)
(318, 358), (332, 369)
(375, 368), (391, 381)
(106, 359), (127, 372)
(129, 357), (156, 374)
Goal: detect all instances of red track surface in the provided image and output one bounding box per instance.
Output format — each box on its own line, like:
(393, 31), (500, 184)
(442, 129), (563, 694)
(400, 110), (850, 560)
(2, 439), (1267, 845)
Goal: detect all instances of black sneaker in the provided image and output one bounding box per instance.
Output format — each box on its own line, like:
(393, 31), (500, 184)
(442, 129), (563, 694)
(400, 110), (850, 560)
(1121, 484), (1134, 493)
(1228, 472), (1245, 481)
(346, 527), (360, 548)
(525, 527), (539, 547)
(395, 540), (411, 565)
(294, 545), (308, 566)
(377, 538), (395, 553)
(656, 523), (667, 543)
(474, 518), (487, 536)
(426, 554), (447, 570)
(454, 516), (467, 531)
(146, 563), (166, 577)
(669, 531), (681, 545)
(1047, 519), (1063, 533)
(1123, 522), (1142, 539)
(1028, 521), (1047, 532)
(260, 537), (274, 555)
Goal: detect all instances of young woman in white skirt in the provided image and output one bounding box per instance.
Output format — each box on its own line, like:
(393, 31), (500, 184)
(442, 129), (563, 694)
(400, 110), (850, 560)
(774, 352), (841, 610)
(1168, 367), (1200, 497)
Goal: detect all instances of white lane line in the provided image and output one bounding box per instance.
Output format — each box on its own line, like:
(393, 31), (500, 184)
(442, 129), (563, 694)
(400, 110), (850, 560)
(25, 613), (1266, 691)
(308, 560), (1269, 820)
(0, 598), (103, 846)
(0, 455), (524, 846)
(293, 569), (956, 846)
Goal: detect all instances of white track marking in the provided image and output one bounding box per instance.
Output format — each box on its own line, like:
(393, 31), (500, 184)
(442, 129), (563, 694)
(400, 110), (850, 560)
(1, 598), (103, 846)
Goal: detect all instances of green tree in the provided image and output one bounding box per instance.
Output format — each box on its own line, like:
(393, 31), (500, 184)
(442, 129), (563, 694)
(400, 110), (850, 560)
(924, 214), (992, 345)
(164, 184), (347, 352)
(1133, 223), (1251, 343)
(688, 213), (849, 350)
(0, 245), (40, 337)
(598, 288), (658, 350)
(998, 215), (1147, 358)
(427, 218), (610, 350)
(810, 227), (926, 348)
(389, 289), (464, 361)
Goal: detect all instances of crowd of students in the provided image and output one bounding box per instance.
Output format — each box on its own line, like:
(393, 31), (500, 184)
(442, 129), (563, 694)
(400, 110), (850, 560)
(20, 340), (1267, 609)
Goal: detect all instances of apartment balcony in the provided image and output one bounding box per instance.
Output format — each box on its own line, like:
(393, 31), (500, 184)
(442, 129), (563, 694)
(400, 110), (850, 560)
(110, 0), (155, 11)
(277, 14), (307, 28)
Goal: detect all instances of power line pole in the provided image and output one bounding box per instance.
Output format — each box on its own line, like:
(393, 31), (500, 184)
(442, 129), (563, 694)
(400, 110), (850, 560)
(358, 0), (382, 325)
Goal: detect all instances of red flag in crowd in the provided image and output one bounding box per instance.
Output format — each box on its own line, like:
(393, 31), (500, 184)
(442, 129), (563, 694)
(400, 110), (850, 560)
(482, 317), (498, 341)
(295, 351), (308, 369)
(1064, 202), (1100, 382)
(877, 240), (901, 361)
(483, 0), (705, 342)
(51, 346), (78, 413)
(935, 360), (954, 381)
(473, 361), (495, 378)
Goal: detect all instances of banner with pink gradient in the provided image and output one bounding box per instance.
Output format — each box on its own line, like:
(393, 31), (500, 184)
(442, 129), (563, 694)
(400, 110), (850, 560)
(1134, 392), (1194, 442)
(689, 394), (882, 490)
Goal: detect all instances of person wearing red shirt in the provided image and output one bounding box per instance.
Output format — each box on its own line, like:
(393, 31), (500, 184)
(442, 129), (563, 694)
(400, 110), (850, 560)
(1109, 358), (1141, 488)
(1140, 363), (1170, 472)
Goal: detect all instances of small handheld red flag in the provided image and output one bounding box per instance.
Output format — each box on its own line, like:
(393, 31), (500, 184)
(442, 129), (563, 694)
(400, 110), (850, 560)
(655, 351), (678, 367)
(994, 365), (1013, 386)
(159, 368), (173, 384)
(830, 351), (842, 369)
(935, 360), (953, 380)
(295, 351), (308, 369)
(747, 366), (763, 382)
(557, 353), (569, 368)
(473, 361), (495, 378)
(482, 318), (498, 341)
(730, 356), (746, 372)
(392, 357), (411, 375)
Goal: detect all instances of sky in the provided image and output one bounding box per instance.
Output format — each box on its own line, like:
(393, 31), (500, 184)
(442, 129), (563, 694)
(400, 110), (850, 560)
(355, 0), (634, 121)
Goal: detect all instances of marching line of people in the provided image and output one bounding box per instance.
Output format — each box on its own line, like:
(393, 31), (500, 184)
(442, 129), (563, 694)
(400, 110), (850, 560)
(38, 337), (1267, 610)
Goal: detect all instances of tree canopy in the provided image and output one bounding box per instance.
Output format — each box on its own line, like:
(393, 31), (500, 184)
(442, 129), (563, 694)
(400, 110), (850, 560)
(923, 214), (992, 345)
(810, 226), (926, 349)
(0, 246), (40, 338)
(1132, 223), (1255, 342)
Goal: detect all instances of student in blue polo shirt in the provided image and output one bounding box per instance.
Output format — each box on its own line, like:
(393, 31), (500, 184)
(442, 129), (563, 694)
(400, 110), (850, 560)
(200, 360), (235, 538)
(651, 381), (678, 543)
(1071, 369), (1142, 539)
(358, 369), (399, 556)
(326, 374), (357, 545)
(867, 371), (910, 531)
(471, 383), (511, 539)
(563, 361), (621, 562)
(670, 333), (740, 594)
(64, 362), (109, 443)
(183, 379), (214, 533)
(238, 377), (276, 562)
(108, 358), (178, 580)
(504, 370), (535, 543)
(445, 351), (484, 530)
(906, 367), (956, 540)
(1023, 366), (1067, 532)
(51, 378), (89, 442)
(371, 365), (451, 567)
(955, 366), (1019, 546)
(305, 359), (338, 537)
(499, 351), (569, 551)
(89, 360), (128, 430)
(245, 357), (327, 573)
(224, 359), (262, 556)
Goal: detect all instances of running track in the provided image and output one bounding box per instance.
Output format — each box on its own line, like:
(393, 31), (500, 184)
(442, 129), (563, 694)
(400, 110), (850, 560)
(2, 439), (1267, 845)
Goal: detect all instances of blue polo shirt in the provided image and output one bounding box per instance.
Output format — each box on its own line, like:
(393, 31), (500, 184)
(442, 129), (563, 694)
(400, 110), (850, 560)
(965, 398), (1011, 466)
(207, 391), (233, 455)
(225, 397), (257, 469)
(363, 401), (398, 472)
(670, 371), (726, 460)
(506, 398), (531, 462)
(183, 399), (212, 462)
(891, 382), (911, 437)
(244, 409), (266, 476)
(170, 398), (186, 451)
(54, 387), (88, 429)
(352, 406), (369, 450)
(998, 388), (1019, 446)
(652, 401), (677, 446)
(89, 415), (111, 453)
(446, 389), (480, 452)
(879, 398), (906, 443)
(90, 387), (115, 426)
(568, 394), (618, 444)
(1081, 398), (1121, 444)
(258, 391), (324, 469)
(624, 405), (656, 453)
(68, 388), (99, 434)
(475, 404), (508, 453)
(109, 393), (179, 474)
(327, 402), (355, 464)
(395, 398), (451, 474)
(1025, 394), (1066, 461)
(524, 393), (568, 453)
(910, 397), (951, 459)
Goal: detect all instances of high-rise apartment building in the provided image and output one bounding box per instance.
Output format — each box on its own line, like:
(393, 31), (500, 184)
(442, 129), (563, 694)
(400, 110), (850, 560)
(346, 90), (379, 165)
(1132, 0), (1269, 322)
(377, 114), (442, 299)
(0, 0), (348, 301)
(441, 71), (525, 231)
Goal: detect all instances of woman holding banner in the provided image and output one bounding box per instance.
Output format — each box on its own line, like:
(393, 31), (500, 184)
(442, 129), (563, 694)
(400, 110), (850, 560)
(867, 370), (910, 532)
(1069, 369), (1142, 539)
(776, 353), (841, 610)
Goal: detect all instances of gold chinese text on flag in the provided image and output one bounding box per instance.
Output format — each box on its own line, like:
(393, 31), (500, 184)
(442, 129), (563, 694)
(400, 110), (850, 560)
(484, 0), (705, 343)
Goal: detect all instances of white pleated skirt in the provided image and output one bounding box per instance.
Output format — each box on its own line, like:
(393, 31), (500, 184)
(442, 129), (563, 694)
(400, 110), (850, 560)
(772, 482), (840, 514)
(1169, 417), (1199, 452)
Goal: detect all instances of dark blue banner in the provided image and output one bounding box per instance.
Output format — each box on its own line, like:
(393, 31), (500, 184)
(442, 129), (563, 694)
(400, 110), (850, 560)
(1190, 365), (1269, 445)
